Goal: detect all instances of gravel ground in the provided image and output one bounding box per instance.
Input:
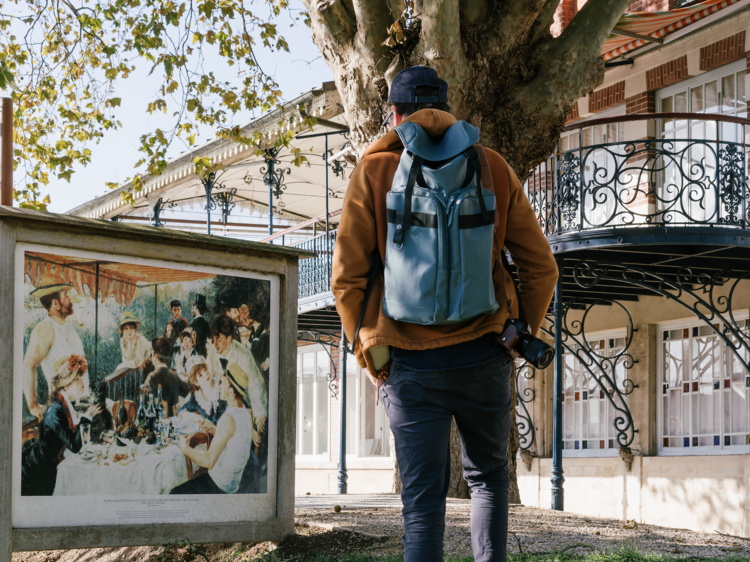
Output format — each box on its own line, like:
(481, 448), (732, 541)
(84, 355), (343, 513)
(296, 503), (750, 560)
(13, 503), (750, 561)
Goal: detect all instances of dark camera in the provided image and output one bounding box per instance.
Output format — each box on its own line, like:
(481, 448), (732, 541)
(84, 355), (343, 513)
(497, 318), (554, 370)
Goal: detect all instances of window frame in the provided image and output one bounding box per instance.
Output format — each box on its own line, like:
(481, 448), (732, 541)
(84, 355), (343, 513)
(656, 313), (750, 457)
(655, 59), (747, 130)
(561, 327), (629, 458)
(345, 353), (393, 465)
(295, 344), (332, 461)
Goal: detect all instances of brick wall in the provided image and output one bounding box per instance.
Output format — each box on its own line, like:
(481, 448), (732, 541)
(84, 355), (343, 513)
(700, 31), (746, 72)
(551, 0), (574, 38)
(625, 92), (655, 115)
(626, 92), (655, 115)
(646, 56), (691, 90)
(589, 82), (626, 113)
(567, 101), (580, 122)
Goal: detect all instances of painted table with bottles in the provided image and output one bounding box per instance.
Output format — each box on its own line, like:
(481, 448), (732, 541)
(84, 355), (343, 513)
(54, 392), (201, 497)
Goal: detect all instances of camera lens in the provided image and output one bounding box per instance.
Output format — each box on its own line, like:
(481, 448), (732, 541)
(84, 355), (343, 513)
(517, 335), (554, 370)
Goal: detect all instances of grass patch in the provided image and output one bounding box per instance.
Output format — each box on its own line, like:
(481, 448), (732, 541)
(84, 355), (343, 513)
(273, 543), (750, 562)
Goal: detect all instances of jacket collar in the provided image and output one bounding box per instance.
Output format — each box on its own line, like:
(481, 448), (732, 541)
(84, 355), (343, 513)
(363, 109), (457, 156)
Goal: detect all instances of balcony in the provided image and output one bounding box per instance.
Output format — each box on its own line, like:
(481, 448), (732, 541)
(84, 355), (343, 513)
(290, 113), (750, 309)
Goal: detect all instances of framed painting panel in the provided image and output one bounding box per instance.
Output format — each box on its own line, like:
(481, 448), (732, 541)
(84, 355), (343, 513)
(12, 243), (280, 528)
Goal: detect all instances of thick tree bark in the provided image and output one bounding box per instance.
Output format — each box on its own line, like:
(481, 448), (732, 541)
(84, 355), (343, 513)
(307, 0), (632, 498)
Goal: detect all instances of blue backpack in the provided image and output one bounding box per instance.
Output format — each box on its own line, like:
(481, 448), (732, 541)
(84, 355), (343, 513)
(382, 120), (499, 324)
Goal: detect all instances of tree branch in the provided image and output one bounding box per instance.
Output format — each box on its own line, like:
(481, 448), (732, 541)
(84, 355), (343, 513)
(556, 0), (631, 59)
(352, 0), (393, 64)
(496, 0), (547, 42)
(315, 0), (357, 45)
(531, 0), (561, 42)
(526, 0), (631, 106)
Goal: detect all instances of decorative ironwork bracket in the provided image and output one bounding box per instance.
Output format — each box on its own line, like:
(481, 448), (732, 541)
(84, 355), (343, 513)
(571, 260), (750, 374)
(149, 197), (177, 228)
(214, 188), (237, 225)
(515, 359), (536, 451)
(542, 298), (639, 448)
(262, 148), (291, 208)
(329, 157), (348, 183)
(297, 330), (342, 397)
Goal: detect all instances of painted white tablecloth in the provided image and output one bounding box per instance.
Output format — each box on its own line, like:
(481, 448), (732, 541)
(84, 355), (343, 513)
(54, 443), (189, 496)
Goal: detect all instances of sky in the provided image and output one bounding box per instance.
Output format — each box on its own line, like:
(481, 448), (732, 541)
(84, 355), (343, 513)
(42, 2), (334, 213)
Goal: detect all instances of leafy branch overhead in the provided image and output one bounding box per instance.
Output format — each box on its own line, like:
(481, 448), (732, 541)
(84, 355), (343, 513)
(0, 0), (311, 209)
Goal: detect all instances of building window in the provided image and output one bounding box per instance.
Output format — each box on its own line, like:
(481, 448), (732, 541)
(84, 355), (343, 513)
(296, 346), (331, 457)
(659, 318), (750, 454)
(563, 330), (628, 456)
(346, 354), (391, 458)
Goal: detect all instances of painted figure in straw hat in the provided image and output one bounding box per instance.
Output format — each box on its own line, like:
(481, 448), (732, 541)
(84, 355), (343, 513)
(116, 311), (153, 371)
(23, 270), (86, 421)
(21, 354), (102, 496)
(172, 362), (258, 494)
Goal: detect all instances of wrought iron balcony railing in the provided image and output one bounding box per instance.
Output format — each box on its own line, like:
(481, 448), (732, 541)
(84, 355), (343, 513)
(296, 230), (337, 300)
(525, 113), (750, 236)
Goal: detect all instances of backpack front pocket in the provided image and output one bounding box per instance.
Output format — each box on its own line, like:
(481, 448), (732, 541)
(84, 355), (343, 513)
(446, 187), (499, 322)
(383, 188), (448, 324)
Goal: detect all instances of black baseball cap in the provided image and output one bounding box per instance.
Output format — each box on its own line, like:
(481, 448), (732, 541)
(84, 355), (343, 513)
(388, 66), (448, 104)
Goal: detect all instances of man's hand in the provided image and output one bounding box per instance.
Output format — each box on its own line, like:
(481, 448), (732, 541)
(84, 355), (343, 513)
(252, 426), (261, 448)
(29, 401), (45, 422)
(85, 404), (102, 419)
(199, 418), (216, 436)
(166, 324), (173, 337)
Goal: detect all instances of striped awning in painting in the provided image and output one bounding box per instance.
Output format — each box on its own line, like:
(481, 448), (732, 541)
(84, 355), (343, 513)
(25, 252), (214, 306)
(602, 0), (744, 61)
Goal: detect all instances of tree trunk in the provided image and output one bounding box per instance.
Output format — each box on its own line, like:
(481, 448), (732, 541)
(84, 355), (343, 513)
(306, 0), (633, 499)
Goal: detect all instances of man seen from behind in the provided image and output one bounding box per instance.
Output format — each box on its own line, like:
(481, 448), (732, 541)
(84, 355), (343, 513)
(331, 66), (558, 562)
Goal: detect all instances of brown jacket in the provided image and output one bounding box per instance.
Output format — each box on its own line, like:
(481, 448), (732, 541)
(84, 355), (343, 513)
(331, 109), (558, 377)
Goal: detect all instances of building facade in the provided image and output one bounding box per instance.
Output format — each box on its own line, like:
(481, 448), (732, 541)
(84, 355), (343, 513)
(516, 0), (750, 536)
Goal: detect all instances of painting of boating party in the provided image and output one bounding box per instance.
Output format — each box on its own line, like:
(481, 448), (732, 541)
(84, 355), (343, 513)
(18, 250), (273, 498)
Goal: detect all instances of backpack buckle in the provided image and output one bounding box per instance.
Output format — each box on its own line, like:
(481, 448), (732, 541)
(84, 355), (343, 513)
(392, 211), (405, 249)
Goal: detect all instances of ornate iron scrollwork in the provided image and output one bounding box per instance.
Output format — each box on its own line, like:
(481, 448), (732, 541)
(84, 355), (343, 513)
(542, 298), (639, 448)
(717, 143), (747, 226)
(297, 330), (342, 397)
(515, 360), (536, 451)
(149, 197), (177, 228)
(556, 150), (581, 233)
(330, 158), (348, 182)
(262, 148), (291, 208)
(531, 137), (750, 235)
(571, 260), (750, 375)
(214, 188), (237, 224)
